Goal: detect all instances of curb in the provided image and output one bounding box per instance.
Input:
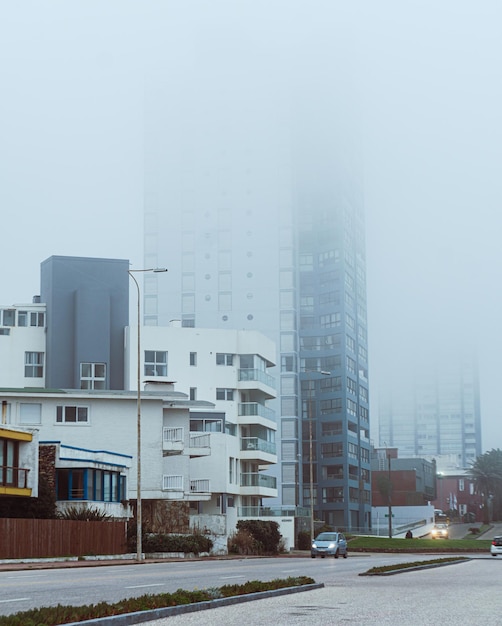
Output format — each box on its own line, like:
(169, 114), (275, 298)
(65, 583), (325, 626)
(359, 558), (469, 576)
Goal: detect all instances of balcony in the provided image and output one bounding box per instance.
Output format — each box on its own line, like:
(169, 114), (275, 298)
(0, 466), (31, 497)
(238, 505), (309, 517)
(190, 479), (210, 494)
(238, 402), (275, 422)
(188, 432), (211, 457)
(237, 369), (275, 397)
(240, 472), (277, 496)
(241, 437), (277, 463)
(162, 427), (184, 454)
(162, 474), (184, 499)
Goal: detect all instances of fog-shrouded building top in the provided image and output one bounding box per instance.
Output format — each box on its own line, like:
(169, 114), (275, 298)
(141, 70), (371, 530)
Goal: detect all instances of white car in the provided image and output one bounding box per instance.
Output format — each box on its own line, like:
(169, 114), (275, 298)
(311, 532), (348, 558)
(491, 536), (502, 556)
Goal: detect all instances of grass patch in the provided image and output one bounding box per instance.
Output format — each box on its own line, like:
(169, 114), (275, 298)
(361, 556), (469, 576)
(348, 535), (491, 553)
(0, 576), (315, 626)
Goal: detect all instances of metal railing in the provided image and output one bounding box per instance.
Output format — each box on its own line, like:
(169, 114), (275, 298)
(190, 479), (210, 493)
(0, 466), (29, 489)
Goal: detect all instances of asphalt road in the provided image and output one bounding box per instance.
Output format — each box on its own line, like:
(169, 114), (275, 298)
(146, 557), (502, 625)
(1, 551), (499, 623)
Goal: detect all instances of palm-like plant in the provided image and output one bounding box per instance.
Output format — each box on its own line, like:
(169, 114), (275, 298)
(469, 449), (502, 524)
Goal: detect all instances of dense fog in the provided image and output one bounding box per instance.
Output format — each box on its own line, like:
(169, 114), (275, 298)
(1, 1), (501, 450)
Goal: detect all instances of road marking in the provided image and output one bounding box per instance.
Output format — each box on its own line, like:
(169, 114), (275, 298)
(0, 598), (30, 604)
(126, 583), (164, 589)
(220, 576), (245, 580)
(7, 575), (44, 579)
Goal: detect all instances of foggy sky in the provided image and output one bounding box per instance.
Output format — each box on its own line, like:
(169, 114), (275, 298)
(1, 1), (501, 450)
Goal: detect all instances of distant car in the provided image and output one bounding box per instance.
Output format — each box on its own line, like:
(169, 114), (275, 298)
(490, 536), (502, 557)
(431, 524), (449, 539)
(311, 532), (348, 558)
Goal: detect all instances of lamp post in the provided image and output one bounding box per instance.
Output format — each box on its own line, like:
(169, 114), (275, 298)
(128, 267), (167, 562)
(306, 370), (330, 542)
(383, 443), (392, 539)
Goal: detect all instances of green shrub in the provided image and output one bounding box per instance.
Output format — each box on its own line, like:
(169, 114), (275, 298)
(58, 506), (112, 522)
(234, 520), (282, 554)
(297, 531), (311, 550)
(227, 528), (260, 555)
(139, 532), (213, 555)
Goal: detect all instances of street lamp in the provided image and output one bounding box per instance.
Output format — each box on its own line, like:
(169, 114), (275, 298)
(305, 370), (330, 542)
(128, 267), (167, 562)
(383, 442), (392, 539)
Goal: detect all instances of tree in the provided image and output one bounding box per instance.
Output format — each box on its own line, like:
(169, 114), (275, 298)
(469, 449), (502, 524)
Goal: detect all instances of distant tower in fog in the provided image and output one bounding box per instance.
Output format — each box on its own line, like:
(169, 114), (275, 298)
(378, 352), (482, 468)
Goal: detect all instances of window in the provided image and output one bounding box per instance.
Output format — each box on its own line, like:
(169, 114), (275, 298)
(459, 479), (465, 491)
(30, 312), (45, 327)
(347, 378), (357, 395)
(321, 442), (343, 458)
(20, 403), (41, 424)
(25, 352), (44, 378)
(80, 363), (106, 389)
(17, 311), (28, 327)
(320, 398), (343, 414)
(320, 312), (341, 328)
(189, 387), (197, 401)
(0, 439), (18, 486)
(0, 329), (10, 336)
(144, 351), (167, 376)
(216, 353), (233, 366)
(1, 309), (15, 326)
(281, 355), (296, 372)
(216, 388), (234, 401)
(56, 405), (89, 424)
(189, 352), (197, 366)
(56, 468), (125, 501)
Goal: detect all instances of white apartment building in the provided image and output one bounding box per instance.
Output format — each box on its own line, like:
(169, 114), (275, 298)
(1, 297), (280, 550)
(124, 324), (279, 527)
(0, 303), (46, 389)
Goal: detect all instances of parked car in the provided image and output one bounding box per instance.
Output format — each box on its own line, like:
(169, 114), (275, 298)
(490, 536), (502, 557)
(311, 532), (348, 558)
(431, 524), (449, 539)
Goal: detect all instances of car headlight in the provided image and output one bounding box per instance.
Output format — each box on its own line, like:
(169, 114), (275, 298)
(312, 542), (317, 548)
(328, 543), (335, 548)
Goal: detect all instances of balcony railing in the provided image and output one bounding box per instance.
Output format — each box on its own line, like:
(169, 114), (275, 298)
(240, 472), (277, 489)
(0, 466), (29, 489)
(238, 505), (309, 517)
(238, 402), (275, 421)
(162, 475), (183, 491)
(238, 368), (275, 388)
(240, 437), (276, 455)
(163, 427), (184, 443)
(190, 479), (210, 493)
(189, 433), (210, 448)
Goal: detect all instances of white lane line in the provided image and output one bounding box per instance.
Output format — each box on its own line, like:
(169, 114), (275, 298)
(0, 598), (30, 604)
(7, 575), (44, 579)
(125, 583), (164, 589)
(220, 576), (246, 580)
(280, 569), (301, 573)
